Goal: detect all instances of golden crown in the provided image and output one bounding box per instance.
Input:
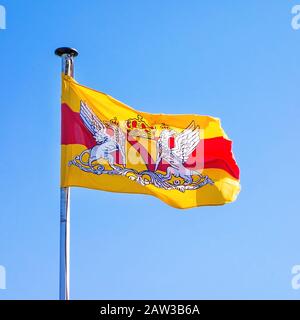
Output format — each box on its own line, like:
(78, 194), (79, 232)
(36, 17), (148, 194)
(126, 115), (156, 139)
(160, 123), (170, 130)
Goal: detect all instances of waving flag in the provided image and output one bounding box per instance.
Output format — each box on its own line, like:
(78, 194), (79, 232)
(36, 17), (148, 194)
(61, 75), (240, 209)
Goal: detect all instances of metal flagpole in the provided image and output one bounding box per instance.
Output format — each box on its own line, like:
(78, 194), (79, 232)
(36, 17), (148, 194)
(55, 47), (79, 300)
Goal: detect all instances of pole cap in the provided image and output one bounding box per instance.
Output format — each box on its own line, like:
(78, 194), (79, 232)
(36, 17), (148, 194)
(55, 47), (79, 57)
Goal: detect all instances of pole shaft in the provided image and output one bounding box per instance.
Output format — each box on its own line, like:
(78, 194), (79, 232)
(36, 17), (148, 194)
(59, 187), (70, 300)
(56, 47), (78, 300)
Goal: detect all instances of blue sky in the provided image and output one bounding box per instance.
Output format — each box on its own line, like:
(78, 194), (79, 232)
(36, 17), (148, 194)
(0, 0), (300, 299)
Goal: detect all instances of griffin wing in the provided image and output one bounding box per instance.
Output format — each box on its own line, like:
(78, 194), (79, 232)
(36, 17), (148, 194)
(172, 121), (200, 163)
(107, 122), (126, 158)
(80, 101), (107, 143)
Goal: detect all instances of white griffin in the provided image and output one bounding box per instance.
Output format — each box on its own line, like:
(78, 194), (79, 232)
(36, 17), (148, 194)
(79, 101), (126, 169)
(155, 121), (201, 184)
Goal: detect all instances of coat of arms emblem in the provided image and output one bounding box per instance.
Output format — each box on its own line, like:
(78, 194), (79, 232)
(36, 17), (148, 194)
(69, 101), (213, 192)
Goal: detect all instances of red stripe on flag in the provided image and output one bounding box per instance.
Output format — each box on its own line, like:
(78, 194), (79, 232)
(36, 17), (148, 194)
(204, 137), (239, 179)
(61, 103), (95, 149)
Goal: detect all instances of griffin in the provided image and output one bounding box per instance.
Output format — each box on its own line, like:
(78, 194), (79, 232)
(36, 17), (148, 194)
(155, 121), (201, 184)
(79, 101), (126, 170)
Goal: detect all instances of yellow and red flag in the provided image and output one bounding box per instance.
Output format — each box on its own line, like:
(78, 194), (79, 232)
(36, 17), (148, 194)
(61, 75), (240, 209)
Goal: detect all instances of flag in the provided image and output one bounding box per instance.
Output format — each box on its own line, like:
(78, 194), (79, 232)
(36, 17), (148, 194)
(61, 75), (240, 209)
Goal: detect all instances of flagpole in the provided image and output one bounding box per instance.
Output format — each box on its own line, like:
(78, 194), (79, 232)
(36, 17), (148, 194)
(55, 47), (78, 300)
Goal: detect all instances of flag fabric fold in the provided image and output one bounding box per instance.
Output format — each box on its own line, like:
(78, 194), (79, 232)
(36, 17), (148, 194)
(61, 75), (240, 209)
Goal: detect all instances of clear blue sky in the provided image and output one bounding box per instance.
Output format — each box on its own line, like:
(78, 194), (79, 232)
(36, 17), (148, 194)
(0, 0), (300, 299)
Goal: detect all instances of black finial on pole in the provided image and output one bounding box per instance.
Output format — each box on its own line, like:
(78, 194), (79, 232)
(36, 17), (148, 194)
(55, 47), (79, 57)
(55, 47), (78, 77)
